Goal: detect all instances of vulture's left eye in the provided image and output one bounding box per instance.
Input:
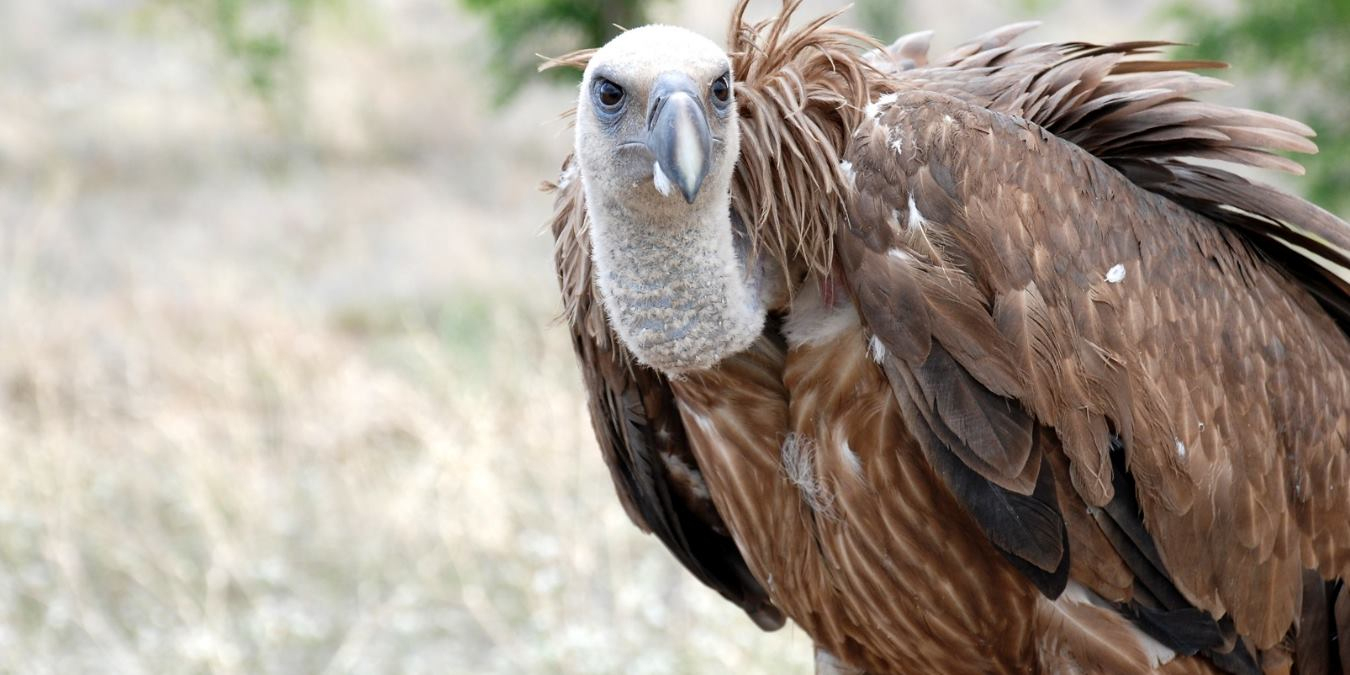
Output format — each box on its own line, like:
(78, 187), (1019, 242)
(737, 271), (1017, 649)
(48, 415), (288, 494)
(594, 78), (625, 113)
(711, 74), (731, 105)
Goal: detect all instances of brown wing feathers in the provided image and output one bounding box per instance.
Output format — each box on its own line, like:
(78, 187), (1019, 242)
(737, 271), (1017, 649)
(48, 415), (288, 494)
(878, 28), (1350, 324)
(838, 164), (1072, 595)
(1095, 436), (1264, 674)
(844, 78), (1350, 663)
(870, 16), (1350, 614)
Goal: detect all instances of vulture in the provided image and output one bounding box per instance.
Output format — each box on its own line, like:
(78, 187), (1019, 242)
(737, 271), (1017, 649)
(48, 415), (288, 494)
(543, 2), (1350, 673)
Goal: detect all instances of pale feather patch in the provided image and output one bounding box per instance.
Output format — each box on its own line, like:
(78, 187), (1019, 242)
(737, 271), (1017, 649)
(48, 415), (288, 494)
(1137, 630), (1178, 669)
(783, 280), (860, 348)
(1060, 580), (1097, 605)
(661, 453), (710, 499)
(1049, 581), (1179, 669)
(887, 247), (913, 262)
(839, 160), (856, 189)
(864, 92), (899, 120)
(815, 649), (866, 675)
(907, 194), (925, 230)
(1105, 263), (1126, 284)
(688, 409), (718, 436)
(652, 161), (674, 197)
(886, 122), (906, 156)
(557, 162), (578, 189)
(781, 433), (834, 515)
(841, 439), (863, 475)
(867, 335), (887, 363)
(1175, 438), (1187, 459)
(903, 194), (946, 264)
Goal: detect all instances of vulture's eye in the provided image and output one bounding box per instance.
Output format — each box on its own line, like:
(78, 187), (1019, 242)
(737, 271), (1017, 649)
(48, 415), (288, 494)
(594, 78), (625, 113)
(711, 74), (731, 106)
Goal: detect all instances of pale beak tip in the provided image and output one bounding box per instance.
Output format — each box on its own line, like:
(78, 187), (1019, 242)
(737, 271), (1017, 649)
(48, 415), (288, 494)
(646, 74), (713, 206)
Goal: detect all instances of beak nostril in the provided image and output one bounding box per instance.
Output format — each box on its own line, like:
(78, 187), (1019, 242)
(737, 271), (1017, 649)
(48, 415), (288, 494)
(646, 97), (664, 131)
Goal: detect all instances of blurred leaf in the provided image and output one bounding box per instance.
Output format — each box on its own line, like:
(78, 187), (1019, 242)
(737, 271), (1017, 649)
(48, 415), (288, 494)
(855, 0), (904, 43)
(456, 0), (663, 104)
(139, 0), (352, 105)
(1015, 0), (1062, 13)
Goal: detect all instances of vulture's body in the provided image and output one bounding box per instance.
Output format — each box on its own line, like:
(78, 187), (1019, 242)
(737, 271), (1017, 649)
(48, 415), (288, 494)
(545, 4), (1350, 673)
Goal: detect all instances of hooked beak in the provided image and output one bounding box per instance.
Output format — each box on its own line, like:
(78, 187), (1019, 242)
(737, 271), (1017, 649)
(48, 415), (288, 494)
(646, 73), (712, 204)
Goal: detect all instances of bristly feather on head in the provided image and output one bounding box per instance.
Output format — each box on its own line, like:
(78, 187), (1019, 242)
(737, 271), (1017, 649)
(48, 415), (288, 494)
(542, 0), (894, 294)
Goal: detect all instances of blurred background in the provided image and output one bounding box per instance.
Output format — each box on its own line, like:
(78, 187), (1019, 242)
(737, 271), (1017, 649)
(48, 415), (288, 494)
(0, 0), (1344, 672)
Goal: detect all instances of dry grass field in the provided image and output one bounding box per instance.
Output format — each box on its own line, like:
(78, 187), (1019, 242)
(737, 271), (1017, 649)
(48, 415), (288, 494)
(0, 1), (1196, 672)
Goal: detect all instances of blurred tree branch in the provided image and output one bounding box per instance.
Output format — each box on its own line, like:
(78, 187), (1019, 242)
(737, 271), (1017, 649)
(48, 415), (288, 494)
(1171, 0), (1350, 217)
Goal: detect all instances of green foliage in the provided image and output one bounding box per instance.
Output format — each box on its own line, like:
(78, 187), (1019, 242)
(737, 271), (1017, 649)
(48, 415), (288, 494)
(210, 0), (301, 96)
(140, 0), (351, 103)
(457, 0), (660, 104)
(1171, 0), (1350, 217)
(1013, 0), (1062, 13)
(854, 0), (904, 44)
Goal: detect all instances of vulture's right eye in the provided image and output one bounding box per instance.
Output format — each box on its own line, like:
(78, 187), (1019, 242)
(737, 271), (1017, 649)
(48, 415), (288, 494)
(595, 78), (625, 112)
(711, 74), (731, 105)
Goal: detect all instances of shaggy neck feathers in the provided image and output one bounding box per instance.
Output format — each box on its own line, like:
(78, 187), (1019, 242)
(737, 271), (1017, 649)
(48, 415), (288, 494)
(583, 172), (765, 374)
(545, 12), (884, 373)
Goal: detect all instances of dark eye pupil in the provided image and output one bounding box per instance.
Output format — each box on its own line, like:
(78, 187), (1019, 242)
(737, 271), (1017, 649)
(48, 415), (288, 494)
(712, 77), (730, 102)
(598, 80), (623, 108)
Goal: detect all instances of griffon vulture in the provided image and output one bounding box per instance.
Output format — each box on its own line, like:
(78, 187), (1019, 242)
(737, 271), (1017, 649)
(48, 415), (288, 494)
(543, 2), (1350, 673)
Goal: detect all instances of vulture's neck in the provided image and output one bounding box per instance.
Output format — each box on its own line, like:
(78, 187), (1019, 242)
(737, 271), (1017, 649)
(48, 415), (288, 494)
(586, 185), (769, 374)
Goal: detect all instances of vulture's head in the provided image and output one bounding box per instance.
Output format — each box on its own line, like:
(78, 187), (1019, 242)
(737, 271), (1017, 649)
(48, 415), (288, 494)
(576, 25), (738, 207)
(577, 26), (777, 375)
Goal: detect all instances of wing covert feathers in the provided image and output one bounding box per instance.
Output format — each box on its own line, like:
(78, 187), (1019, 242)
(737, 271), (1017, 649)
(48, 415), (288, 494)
(877, 28), (1350, 318)
(840, 214), (1072, 594)
(841, 89), (1350, 652)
